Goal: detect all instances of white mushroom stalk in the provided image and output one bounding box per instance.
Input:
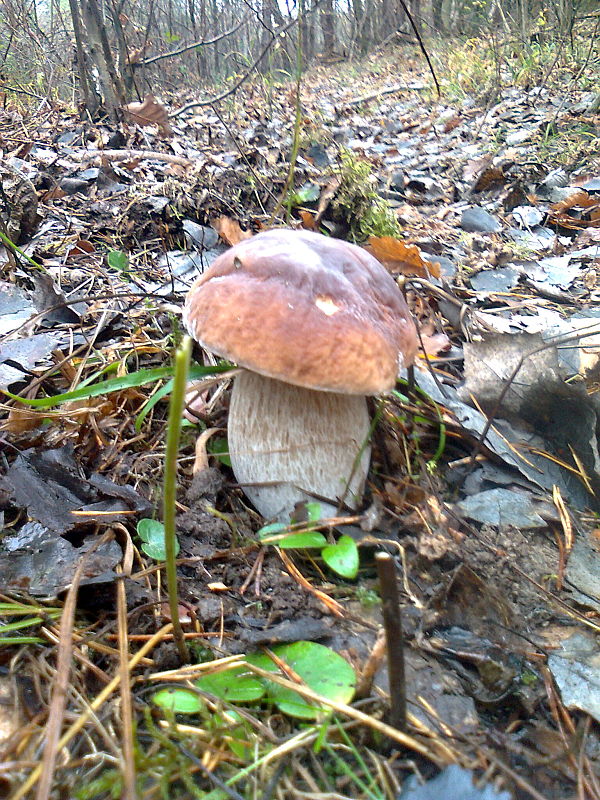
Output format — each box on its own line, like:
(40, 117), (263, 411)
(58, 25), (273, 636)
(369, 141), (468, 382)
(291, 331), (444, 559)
(184, 228), (417, 523)
(228, 371), (371, 521)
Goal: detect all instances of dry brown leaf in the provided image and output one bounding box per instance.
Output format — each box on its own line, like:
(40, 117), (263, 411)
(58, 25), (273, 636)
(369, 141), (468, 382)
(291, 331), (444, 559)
(419, 331), (452, 357)
(314, 175), (341, 226)
(551, 190), (596, 213)
(67, 239), (95, 258)
(39, 185), (66, 202)
(123, 94), (172, 137)
(298, 209), (316, 230)
(547, 190), (600, 229)
(471, 166), (505, 193)
(443, 115), (462, 133)
(4, 407), (49, 434)
(365, 236), (440, 278)
(212, 216), (254, 246)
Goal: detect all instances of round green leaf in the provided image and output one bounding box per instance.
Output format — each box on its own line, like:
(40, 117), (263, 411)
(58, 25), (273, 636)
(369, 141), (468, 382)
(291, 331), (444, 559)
(107, 249), (129, 272)
(257, 522), (287, 539)
(276, 532), (327, 549)
(258, 524), (327, 549)
(141, 541), (167, 560)
(196, 666), (265, 703)
(207, 436), (231, 467)
(322, 535), (359, 579)
(137, 518), (179, 561)
(246, 641), (356, 719)
(152, 687), (203, 714)
(137, 518), (164, 542)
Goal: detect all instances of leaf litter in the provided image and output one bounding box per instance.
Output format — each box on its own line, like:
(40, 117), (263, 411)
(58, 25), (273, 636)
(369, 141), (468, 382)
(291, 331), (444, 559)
(1, 40), (600, 800)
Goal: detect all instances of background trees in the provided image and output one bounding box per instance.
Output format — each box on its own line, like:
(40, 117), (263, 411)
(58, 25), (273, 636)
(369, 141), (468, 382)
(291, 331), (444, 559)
(0, 0), (595, 116)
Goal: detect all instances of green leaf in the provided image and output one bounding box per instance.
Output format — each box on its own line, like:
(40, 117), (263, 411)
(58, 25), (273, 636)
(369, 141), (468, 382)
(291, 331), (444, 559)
(257, 521), (327, 548)
(290, 501), (322, 525)
(246, 641), (356, 719)
(196, 666), (265, 703)
(0, 636), (45, 645)
(137, 518), (164, 542)
(2, 366), (174, 408)
(207, 436), (232, 467)
(292, 182), (320, 204)
(258, 528), (327, 549)
(257, 522), (287, 538)
(135, 379), (174, 432)
(107, 250), (129, 272)
(152, 687), (203, 714)
(2, 363), (231, 410)
(277, 532), (328, 549)
(137, 518), (179, 561)
(322, 535), (359, 579)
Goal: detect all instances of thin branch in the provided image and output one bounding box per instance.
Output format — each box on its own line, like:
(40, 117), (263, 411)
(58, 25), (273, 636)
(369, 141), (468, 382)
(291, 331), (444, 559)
(171, 3), (324, 117)
(141, 15), (248, 66)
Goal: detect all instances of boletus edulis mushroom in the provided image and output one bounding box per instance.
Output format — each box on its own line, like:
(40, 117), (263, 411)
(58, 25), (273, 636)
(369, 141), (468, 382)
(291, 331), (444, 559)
(184, 228), (417, 522)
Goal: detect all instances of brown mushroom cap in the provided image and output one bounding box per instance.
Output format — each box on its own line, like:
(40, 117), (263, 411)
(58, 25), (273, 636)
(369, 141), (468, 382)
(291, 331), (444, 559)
(184, 228), (417, 395)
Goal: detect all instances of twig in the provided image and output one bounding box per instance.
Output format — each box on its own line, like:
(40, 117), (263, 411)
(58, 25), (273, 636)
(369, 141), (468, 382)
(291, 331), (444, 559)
(376, 552), (407, 732)
(116, 528), (136, 800)
(33, 532), (114, 800)
(77, 148), (192, 166)
(140, 16), (248, 66)
(169, 4), (324, 117)
(13, 625), (174, 800)
(341, 82), (425, 108)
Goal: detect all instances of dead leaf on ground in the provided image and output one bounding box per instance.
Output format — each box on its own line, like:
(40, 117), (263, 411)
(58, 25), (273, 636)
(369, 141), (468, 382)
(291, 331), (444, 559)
(123, 94), (173, 137)
(548, 190), (600, 229)
(212, 216), (254, 246)
(419, 330), (452, 357)
(298, 209), (317, 229)
(313, 175), (341, 226)
(365, 236), (441, 278)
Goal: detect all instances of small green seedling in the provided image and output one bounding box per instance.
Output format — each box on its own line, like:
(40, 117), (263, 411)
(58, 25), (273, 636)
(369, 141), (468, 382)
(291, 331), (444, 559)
(152, 686), (203, 714)
(257, 502), (359, 579)
(207, 436), (232, 466)
(136, 518), (179, 561)
(321, 534), (359, 579)
(107, 249), (129, 273)
(247, 641), (356, 719)
(288, 181), (321, 206)
(151, 641), (356, 721)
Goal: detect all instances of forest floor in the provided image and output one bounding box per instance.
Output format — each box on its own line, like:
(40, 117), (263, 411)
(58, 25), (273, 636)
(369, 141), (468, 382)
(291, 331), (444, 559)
(1, 37), (600, 800)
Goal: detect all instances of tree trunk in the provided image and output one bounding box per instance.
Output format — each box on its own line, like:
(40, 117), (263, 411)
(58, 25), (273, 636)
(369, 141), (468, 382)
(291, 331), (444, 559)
(81, 0), (127, 116)
(432, 0), (444, 31)
(67, 0), (101, 116)
(321, 0), (335, 57)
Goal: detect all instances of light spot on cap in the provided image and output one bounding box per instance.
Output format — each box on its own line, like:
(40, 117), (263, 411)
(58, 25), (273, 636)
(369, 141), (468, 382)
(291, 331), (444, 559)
(315, 295), (341, 316)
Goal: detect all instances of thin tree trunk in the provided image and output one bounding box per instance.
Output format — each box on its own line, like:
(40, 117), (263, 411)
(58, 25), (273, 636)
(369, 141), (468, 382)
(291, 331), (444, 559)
(81, 0), (127, 114)
(321, 0), (335, 57)
(67, 0), (101, 116)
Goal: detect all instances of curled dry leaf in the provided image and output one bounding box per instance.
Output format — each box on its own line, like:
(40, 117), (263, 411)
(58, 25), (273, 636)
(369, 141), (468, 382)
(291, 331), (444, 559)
(298, 209), (317, 230)
(548, 190), (600, 229)
(212, 216), (254, 246)
(123, 94), (173, 137)
(419, 330), (452, 357)
(365, 236), (441, 279)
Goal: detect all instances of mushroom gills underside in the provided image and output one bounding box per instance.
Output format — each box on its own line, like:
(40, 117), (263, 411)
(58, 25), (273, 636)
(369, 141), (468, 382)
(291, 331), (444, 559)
(228, 370), (372, 522)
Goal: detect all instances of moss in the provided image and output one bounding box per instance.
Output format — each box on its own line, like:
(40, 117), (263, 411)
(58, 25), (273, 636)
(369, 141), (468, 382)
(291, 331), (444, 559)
(333, 150), (402, 241)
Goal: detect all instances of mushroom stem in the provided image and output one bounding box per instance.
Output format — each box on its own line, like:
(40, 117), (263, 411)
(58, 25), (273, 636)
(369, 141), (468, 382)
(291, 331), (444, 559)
(228, 370), (372, 522)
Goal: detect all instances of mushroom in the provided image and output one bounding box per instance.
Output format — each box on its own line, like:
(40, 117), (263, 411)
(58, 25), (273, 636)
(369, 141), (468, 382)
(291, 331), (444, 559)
(184, 228), (417, 522)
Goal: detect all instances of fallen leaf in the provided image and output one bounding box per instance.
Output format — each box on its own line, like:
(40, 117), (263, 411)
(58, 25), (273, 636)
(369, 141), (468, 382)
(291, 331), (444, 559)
(123, 94), (172, 137)
(298, 209), (317, 230)
(213, 216), (254, 246)
(365, 236), (441, 278)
